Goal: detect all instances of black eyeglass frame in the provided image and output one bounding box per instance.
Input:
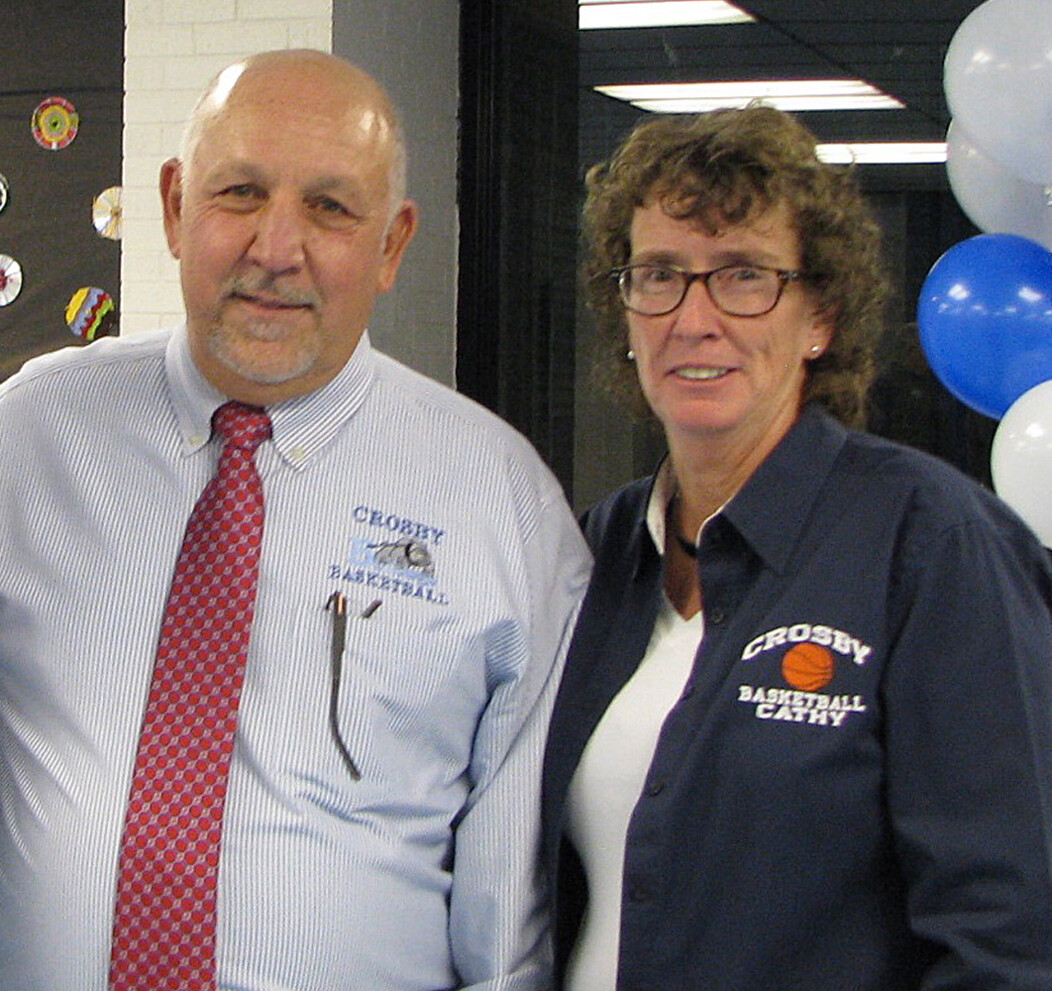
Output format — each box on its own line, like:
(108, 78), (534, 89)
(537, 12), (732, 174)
(611, 263), (805, 318)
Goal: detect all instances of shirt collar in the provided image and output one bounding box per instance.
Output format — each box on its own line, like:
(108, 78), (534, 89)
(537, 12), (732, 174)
(644, 460), (730, 558)
(642, 405), (847, 572)
(165, 323), (377, 468)
(644, 458), (675, 556)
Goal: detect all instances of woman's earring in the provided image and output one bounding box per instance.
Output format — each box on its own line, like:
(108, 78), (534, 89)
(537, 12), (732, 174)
(809, 344), (822, 356)
(626, 349), (636, 361)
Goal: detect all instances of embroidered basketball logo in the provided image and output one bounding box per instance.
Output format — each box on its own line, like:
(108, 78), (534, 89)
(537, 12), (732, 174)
(737, 627), (869, 728)
(369, 538), (434, 575)
(781, 643), (834, 691)
(328, 504), (451, 607)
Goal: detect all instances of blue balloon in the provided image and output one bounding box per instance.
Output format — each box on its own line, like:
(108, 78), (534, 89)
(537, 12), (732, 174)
(917, 233), (1052, 418)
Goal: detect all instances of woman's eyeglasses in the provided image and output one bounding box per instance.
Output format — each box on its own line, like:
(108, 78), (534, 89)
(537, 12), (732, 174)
(612, 262), (803, 317)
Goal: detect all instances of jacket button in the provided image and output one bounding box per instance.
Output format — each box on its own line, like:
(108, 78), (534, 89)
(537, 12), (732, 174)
(708, 607), (725, 624)
(626, 880), (652, 902)
(645, 779), (664, 796)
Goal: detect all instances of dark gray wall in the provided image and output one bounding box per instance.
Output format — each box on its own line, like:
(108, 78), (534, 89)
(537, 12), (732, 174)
(0, 0), (123, 380)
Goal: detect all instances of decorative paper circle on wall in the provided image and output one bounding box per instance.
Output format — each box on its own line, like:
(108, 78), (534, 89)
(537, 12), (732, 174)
(65, 286), (117, 341)
(32, 96), (79, 150)
(92, 186), (122, 239)
(0, 173), (9, 214)
(0, 255), (23, 306)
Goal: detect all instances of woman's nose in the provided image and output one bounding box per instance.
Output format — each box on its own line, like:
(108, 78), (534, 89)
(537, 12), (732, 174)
(670, 276), (722, 336)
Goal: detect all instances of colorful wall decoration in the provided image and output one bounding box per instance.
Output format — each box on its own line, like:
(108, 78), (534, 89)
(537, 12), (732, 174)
(0, 2), (123, 381)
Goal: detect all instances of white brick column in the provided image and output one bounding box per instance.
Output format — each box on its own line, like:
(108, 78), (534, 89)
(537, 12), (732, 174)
(121, 1), (333, 335)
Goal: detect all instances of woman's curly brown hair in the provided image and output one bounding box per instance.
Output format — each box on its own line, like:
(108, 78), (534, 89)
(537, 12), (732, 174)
(582, 105), (890, 427)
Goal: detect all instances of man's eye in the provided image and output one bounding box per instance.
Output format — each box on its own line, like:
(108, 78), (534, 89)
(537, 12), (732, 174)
(308, 197), (364, 228)
(312, 197), (348, 215)
(220, 184), (259, 198)
(214, 184), (265, 209)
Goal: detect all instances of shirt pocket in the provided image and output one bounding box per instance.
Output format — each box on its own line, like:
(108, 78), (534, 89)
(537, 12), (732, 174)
(328, 601), (490, 795)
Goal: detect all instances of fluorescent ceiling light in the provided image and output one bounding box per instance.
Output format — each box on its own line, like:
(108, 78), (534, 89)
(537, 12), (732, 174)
(817, 143), (948, 165)
(595, 80), (904, 113)
(579, 1), (754, 30)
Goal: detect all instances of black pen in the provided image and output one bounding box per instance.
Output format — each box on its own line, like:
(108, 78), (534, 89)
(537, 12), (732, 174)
(325, 590), (361, 780)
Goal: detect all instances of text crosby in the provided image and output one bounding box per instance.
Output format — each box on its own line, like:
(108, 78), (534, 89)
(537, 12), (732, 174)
(352, 504), (446, 545)
(741, 623), (873, 665)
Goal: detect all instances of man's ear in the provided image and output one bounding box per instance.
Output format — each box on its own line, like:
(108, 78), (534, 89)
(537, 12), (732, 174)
(159, 157), (184, 260)
(377, 200), (419, 293)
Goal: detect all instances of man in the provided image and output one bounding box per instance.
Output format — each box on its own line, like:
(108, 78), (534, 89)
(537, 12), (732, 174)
(0, 50), (590, 991)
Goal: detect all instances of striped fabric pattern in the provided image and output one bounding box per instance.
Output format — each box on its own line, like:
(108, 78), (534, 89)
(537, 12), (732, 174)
(0, 326), (591, 991)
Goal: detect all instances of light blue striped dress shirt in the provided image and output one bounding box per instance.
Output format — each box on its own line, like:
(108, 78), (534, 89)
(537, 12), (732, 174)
(0, 326), (590, 991)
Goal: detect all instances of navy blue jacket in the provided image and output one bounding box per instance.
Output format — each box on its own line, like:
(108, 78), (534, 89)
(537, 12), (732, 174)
(542, 407), (1052, 991)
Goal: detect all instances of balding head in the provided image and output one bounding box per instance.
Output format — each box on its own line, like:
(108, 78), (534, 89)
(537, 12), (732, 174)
(180, 50), (408, 218)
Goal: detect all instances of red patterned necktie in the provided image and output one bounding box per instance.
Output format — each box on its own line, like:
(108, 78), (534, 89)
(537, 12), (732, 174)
(110, 401), (272, 991)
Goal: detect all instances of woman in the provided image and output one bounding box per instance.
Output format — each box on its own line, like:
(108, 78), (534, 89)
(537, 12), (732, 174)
(542, 106), (1052, 990)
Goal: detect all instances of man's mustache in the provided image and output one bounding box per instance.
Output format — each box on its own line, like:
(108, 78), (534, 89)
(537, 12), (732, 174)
(224, 273), (321, 308)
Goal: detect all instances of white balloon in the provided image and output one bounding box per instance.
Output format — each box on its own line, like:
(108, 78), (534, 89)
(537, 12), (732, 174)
(946, 120), (1052, 251)
(944, 0), (1052, 185)
(991, 379), (1052, 547)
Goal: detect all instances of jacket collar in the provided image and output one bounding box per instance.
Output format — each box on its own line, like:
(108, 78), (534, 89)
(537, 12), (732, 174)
(636, 405), (848, 577)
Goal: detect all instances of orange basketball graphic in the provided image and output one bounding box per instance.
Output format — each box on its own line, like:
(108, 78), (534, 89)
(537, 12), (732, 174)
(781, 643), (834, 691)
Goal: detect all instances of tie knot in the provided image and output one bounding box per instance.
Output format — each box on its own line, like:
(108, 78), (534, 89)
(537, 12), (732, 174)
(212, 401), (272, 453)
